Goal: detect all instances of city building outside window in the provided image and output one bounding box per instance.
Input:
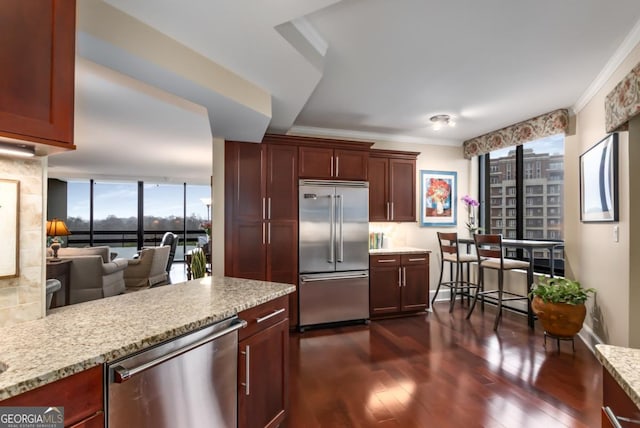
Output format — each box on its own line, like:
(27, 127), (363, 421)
(482, 134), (564, 274)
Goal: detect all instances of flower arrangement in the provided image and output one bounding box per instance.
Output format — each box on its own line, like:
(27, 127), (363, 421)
(427, 178), (450, 203)
(200, 221), (212, 236)
(461, 195), (480, 234)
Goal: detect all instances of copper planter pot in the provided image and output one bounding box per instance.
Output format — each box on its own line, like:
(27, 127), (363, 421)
(531, 296), (586, 338)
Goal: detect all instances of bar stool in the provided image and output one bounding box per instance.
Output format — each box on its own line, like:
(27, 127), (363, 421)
(432, 232), (479, 312)
(466, 234), (534, 331)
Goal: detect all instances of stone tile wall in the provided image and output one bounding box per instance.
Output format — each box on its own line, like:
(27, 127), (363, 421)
(0, 157), (45, 326)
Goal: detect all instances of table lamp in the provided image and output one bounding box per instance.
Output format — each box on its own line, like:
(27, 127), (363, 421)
(46, 218), (71, 259)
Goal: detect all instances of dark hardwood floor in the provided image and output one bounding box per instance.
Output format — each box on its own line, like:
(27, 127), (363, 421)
(286, 302), (602, 428)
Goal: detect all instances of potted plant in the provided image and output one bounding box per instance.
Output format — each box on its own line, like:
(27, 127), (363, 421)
(190, 248), (207, 279)
(529, 277), (596, 337)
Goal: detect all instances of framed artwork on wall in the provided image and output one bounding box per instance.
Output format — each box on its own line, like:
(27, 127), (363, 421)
(420, 170), (457, 227)
(579, 133), (618, 223)
(0, 179), (19, 278)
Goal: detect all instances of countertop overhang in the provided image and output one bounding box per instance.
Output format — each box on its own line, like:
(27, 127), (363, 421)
(596, 344), (640, 409)
(0, 276), (295, 400)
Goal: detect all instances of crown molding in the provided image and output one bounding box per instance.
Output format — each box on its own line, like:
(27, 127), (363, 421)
(573, 17), (640, 113)
(287, 125), (462, 147)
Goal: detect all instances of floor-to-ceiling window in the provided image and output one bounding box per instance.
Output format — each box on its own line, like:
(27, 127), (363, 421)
(64, 179), (211, 262)
(481, 134), (565, 273)
(93, 181), (139, 258)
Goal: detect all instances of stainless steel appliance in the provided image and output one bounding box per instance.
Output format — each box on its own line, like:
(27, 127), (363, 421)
(298, 179), (369, 330)
(107, 316), (246, 428)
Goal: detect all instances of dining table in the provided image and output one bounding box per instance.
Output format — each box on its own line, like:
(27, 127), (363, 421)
(457, 238), (565, 277)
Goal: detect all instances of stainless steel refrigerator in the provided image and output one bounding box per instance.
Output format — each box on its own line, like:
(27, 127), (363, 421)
(298, 179), (369, 330)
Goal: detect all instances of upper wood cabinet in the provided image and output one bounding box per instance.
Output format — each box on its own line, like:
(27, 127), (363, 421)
(0, 1), (76, 150)
(299, 146), (369, 180)
(292, 136), (372, 181)
(369, 149), (418, 222)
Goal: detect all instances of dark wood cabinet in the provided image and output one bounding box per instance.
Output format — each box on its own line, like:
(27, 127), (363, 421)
(225, 140), (298, 326)
(369, 150), (418, 222)
(601, 367), (640, 428)
(0, 0), (76, 150)
(299, 146), (369, 180)
(238, 296), (289, 428)
(370, 252), (429, 318)
(0, 365), (104, 428)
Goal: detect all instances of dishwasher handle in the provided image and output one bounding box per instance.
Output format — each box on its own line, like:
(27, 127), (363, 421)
(112, 319), (247, 383)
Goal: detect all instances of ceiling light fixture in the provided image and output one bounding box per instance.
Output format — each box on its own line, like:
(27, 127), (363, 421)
(0, 142), (36, 158)
(430, 114), (455, 131)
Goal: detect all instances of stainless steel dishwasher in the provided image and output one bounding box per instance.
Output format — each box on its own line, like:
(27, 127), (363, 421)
(107, 316), (246, 428)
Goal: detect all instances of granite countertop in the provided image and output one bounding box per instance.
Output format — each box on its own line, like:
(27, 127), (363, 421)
(369, 247), (431, 255)
(0, 276), (295, 400)
(596, 344), (640, 408)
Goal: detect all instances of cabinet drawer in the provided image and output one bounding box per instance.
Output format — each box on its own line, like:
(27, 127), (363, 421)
(239, 295), (289, 340)
(401, 254), (429, 265)
(370, 255), (401, 267)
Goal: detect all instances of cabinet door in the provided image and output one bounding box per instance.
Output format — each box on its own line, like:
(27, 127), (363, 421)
(267, 144), (297, 221)
(232, 222), (266, 280)
(238, 319), (289, 428)
(266, 220), (298, 327)
(368, 156), (389, 221)
(0, 1), (75, 145)
(389, 158), (416, 222)
(0, 366), (103, 427)
(267, 221), (297, 285)
(370, 255), (402, 316)
(230, 142), (266, 222)
(334, 149), (368, 180)
(602, 368), (640, 428)
(298, 146), (334, 179)
(401, 254), (429, 312)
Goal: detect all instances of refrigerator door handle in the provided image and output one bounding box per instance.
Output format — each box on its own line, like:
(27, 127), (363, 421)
(300, 273), (369, 282)
(337, 194), (344, 262)
(328, 195), (335, 263)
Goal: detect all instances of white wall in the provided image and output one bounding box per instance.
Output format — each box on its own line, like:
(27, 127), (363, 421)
(568, 41), (640, 347)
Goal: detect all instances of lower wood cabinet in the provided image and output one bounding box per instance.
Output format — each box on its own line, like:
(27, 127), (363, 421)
(601, 367), (640, 428)
(370, 253), (429, 318)
(0, 365), (104, 428)
(238, 296), (290, 428)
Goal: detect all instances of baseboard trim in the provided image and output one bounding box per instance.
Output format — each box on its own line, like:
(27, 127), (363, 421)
(577, 323), (605, 356)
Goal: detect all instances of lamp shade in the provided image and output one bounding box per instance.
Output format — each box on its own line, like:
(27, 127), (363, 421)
(46, 219), (71, 237)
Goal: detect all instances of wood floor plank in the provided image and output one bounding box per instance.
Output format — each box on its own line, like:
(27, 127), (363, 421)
(285, 302), (602, 427)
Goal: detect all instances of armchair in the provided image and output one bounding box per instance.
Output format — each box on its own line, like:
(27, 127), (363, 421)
(124, 246), (171, 291)
(160, 232), (179, 279)
(55, 246), (128, 304)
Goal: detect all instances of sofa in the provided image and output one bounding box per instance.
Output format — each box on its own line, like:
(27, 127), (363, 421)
(52, 246), (128, 304)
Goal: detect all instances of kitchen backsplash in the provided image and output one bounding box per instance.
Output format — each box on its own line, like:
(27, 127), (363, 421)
(369, 222), (408, 249)
(0, 157), (45, 326)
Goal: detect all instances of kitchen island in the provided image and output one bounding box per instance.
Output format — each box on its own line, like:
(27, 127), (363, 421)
(0, 275), (295, 400)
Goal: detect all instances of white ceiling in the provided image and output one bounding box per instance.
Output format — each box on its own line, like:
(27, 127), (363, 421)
(48, 0), (640, 182)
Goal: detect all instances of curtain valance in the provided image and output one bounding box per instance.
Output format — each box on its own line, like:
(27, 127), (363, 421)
(462, 109), (569, 159)
(605, 62), (640, 133)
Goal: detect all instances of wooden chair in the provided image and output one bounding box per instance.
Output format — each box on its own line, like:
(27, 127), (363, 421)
(432, 232), (479, 312)
(466, 234), (534, 330)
